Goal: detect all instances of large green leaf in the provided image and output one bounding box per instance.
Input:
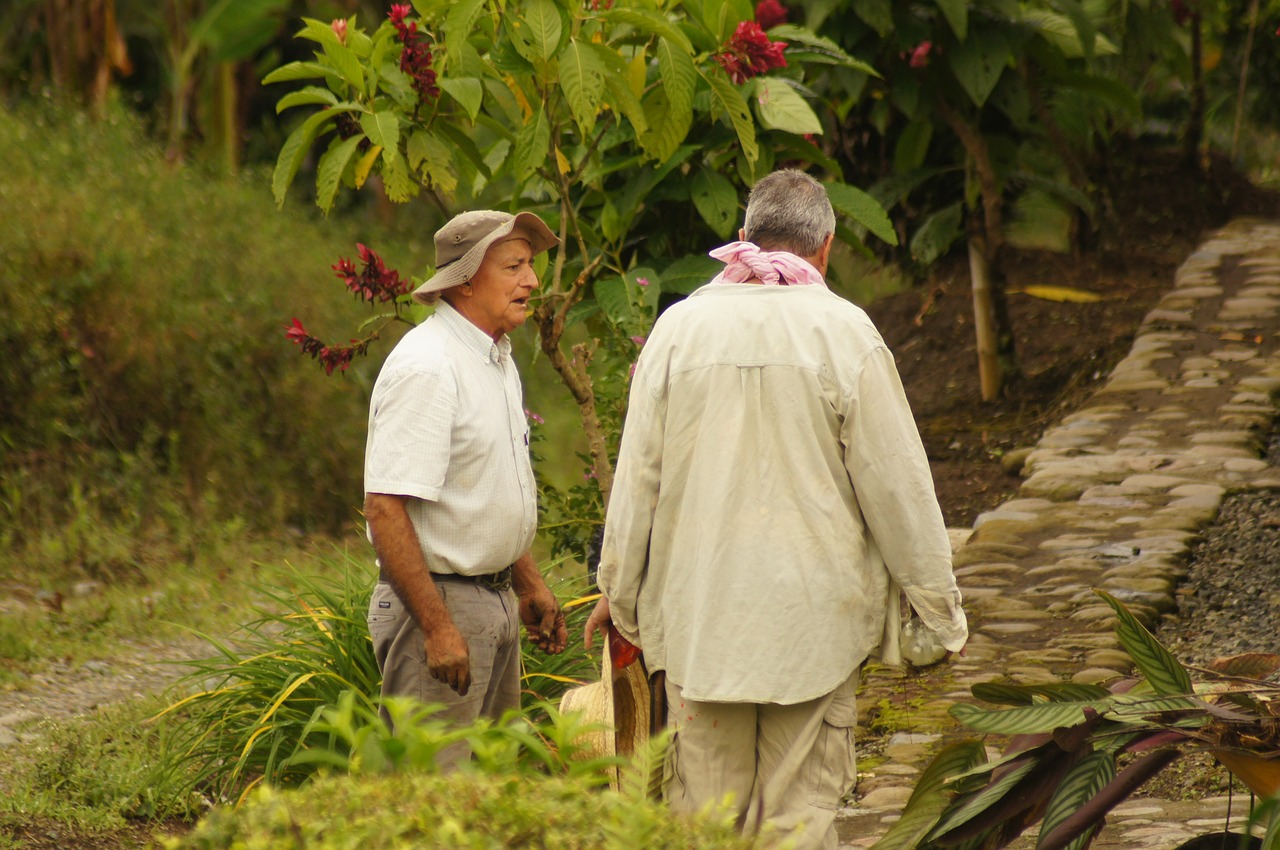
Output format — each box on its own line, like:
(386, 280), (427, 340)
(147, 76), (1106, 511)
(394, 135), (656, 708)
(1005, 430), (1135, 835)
(360, 111), (401, 154)
(315, 135), (363, 214)
(826, 182), (896, 246)
(950, 698), (1111, 735)
(1025, 10), (1117, 58)
(380, 148), (413, 203)
(588, 43), (647, 135)
(640, 88), (694, 163)
(934, 0), (968, 39)
(201, 0), (289, 62)
(869, 742), (987, 850)
(661, 255), (722, 295)
(910, 202), (963, 266)
(930, 759), (1038, 840)
(754, 79), (823, 136)
(511, 0), (562, 67)
(947, 28), (1011, 108)
(510, 107), (551, 182)
(593, 276), (636, 324)
(434, 122), (492, 180)
(601, 7), (692, 52)
(700, 66), (758, 164)
(893, 119), (933, 173)
(272, 108), (342, 207)
(559, 39), (606, 136)
(1058, 72), (1142, 116)
(691, 169), (739, 239)
(1096, 591), (1193, 697)
(765, 25), (879, 75)
(853, 0), (893, 36)
(445, 0), (489, 66)
(275, 85), (338, 114)
(1037, 751), (1114, 850)
(262, 60), (342, 86)
(438, 77), (484, 121)
(656, 37), (696, 117)
(407, 130), (458, 196)
(971, 682), (1112, 707)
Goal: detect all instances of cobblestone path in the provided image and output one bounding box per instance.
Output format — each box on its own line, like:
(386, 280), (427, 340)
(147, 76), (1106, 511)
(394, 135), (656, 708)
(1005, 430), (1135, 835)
(837, 219), (1280, 849)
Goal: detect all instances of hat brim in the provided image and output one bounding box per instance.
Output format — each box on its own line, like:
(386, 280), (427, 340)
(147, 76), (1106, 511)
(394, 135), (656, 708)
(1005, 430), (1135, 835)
(412, 211), (559, 303)
(557, 635), (652, 791)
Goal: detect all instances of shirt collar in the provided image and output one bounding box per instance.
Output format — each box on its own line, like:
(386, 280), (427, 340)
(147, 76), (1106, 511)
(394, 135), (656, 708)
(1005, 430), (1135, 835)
(435, 300), (511, 364)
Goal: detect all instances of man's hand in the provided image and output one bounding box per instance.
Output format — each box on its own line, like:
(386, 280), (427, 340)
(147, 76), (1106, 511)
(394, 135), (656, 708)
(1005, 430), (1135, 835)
(583, 596), (611, 650)
(424, 621), (471, 696)
(519, 586), (567, 655)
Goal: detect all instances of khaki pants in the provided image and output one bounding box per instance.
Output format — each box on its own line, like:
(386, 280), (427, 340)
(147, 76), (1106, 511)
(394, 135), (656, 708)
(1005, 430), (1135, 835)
(663, 668), (859, 850)
(367, 579), (521, 770)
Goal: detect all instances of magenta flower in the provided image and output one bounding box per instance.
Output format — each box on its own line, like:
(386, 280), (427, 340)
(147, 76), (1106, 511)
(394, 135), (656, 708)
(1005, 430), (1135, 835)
(714, 21), (787, 85)
(636, 276), (650, 287)
(909, 41), (933, 68)
(630, 336), (646, 346)
(525, 408), (545, 425)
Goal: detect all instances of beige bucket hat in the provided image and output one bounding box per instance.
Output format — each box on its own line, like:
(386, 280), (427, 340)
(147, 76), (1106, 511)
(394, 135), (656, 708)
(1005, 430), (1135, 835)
(412, 209), (559, 303)
(559, 632), (651, 791)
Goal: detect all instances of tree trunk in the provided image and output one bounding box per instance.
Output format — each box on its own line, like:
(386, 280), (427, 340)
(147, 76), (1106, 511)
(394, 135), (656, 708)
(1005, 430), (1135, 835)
(969, 231), (1002, 402)
(43, 0), (130, 111)
(936, 97), (1020, 397)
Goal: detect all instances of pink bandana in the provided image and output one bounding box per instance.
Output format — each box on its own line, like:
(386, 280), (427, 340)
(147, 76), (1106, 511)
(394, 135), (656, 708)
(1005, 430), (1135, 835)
(708, 241), (827, 288)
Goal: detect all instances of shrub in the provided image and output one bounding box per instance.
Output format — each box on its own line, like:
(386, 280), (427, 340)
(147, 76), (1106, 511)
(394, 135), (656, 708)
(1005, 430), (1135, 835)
(167, 771), (767, 850)
(0, 99), (392, 571)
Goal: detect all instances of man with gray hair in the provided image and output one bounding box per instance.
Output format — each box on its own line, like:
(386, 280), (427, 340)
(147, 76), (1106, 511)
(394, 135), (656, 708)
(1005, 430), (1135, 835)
(587, 170), (968, 848)
(365, 209), (568, 768)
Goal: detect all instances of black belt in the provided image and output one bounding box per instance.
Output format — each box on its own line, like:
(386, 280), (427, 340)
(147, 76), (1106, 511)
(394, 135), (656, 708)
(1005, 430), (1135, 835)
(381, 566), (513, 591)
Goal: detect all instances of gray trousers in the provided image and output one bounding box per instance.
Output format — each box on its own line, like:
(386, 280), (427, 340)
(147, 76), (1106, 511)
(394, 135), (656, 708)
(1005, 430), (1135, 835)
(663, 667), (860, 850)
(367, 579), (521, 770)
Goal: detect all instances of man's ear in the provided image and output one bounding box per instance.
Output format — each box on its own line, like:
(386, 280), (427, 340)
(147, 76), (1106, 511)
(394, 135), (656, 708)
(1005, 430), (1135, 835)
(739, 228), (746, 241)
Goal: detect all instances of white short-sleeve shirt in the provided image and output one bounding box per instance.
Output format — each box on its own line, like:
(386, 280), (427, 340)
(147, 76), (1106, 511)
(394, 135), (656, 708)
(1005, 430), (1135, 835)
(364, 301), (537, 575)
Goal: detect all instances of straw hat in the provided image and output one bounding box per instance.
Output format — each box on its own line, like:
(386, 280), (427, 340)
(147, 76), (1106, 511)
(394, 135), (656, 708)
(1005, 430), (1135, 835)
(559, 634), (651, 791)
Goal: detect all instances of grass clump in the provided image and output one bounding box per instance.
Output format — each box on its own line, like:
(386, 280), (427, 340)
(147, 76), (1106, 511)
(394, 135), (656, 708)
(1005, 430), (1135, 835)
(168, 772), (768, 850)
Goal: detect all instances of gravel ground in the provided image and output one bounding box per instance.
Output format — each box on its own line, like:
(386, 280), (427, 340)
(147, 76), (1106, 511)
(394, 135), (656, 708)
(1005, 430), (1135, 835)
(1160, 433), (1280, 669)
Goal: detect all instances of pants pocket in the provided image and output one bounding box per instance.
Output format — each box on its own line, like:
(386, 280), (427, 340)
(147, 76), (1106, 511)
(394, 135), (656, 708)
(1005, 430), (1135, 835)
(806, 672), (859, 809)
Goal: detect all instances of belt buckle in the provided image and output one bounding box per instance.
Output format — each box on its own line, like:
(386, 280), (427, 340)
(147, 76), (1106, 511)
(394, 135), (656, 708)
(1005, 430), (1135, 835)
(484, 567), (513, 591)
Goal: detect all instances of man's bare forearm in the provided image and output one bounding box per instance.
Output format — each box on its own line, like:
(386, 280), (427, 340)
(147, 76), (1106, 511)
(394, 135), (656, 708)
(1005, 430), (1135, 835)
(364, 492), (453, 636)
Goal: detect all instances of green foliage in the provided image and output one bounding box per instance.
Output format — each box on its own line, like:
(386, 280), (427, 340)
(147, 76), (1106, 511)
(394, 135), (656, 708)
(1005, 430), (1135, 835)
(154, 550), (600, 802)
(167, 770), (766, 850)
(0, 100), (379, 571)
(874, 593), (1280, 850)
(0, 696), (207, 829)
(154, 558), (383, 802)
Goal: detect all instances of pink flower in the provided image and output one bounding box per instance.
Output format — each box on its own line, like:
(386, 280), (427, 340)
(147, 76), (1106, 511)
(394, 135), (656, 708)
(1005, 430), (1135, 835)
(909, 41), (933, 68)
(714, 21), (787, 85)
(331, 18), (348, 45)
(755, 0), (788, 30)
(525, 408), (544, 425)
(630, 336), (646, 346)
(636, 276), (650, 287)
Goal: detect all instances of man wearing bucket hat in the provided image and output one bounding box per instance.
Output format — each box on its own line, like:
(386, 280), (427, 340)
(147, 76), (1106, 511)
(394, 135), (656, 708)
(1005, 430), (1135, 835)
(363, 210), (568, 767)
(587, 170), (968, 848)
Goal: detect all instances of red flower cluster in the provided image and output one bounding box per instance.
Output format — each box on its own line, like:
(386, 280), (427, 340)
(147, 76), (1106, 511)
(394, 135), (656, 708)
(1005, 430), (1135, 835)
(285, 318), (370, 375)
(755, 0), (788, 30)
(388, 4), (439, 102)
(332, 243), (410, 303)
(908, 40), (933, 68)
(715, 21), (787, 84)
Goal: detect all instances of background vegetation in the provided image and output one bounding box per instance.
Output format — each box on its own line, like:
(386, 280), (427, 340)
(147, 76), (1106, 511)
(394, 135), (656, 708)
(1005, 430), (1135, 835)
(2, 0), (1280, 847)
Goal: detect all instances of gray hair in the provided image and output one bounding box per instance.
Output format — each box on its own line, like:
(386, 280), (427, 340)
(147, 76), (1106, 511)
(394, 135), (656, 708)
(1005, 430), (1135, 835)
(742, 169), (836, 257)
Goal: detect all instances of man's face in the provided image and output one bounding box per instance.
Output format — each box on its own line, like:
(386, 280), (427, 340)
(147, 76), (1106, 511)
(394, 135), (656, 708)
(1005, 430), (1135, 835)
(464, 238), (538, 340)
